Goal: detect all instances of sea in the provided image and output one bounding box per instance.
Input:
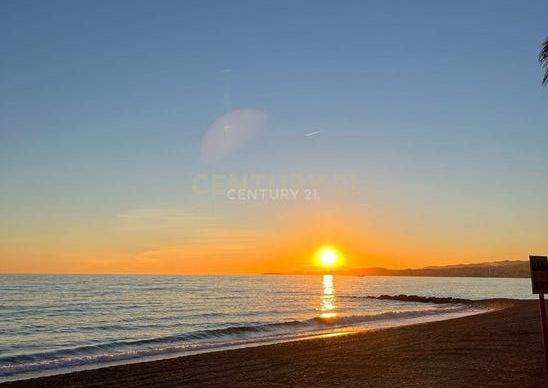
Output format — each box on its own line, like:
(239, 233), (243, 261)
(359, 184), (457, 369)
(0, 274), (534, 382)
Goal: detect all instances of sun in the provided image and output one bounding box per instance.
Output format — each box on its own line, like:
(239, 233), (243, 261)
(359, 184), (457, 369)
(314, 246), (343, 269)
(320, 249), (337, 267)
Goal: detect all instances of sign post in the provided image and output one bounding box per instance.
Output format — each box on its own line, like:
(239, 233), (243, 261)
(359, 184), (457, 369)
(529, 255), (548, 370)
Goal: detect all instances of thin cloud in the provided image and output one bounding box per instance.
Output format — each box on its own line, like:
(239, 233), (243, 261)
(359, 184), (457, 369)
(115, 208), (218, 232)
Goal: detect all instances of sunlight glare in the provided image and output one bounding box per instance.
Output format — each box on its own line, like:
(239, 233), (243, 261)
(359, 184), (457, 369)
(320, 274), (336, 319)
(315, 246), (343, 269)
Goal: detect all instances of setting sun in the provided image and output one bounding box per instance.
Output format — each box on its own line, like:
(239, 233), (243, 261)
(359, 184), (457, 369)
(320, 249), (337, 267)
(315, 246), (344, 269)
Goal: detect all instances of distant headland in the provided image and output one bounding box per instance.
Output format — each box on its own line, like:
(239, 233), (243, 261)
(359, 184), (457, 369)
(264, 260), (530, 278)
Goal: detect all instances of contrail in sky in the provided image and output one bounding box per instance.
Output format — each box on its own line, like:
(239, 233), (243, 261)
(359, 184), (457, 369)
(304, 130), (322, 137)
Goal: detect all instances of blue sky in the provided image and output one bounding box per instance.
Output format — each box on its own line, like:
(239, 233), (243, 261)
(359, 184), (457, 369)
(1, 1), (547, 272)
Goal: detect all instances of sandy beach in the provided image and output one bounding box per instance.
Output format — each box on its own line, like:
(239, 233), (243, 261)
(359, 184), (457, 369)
(3, 299), (547, 388)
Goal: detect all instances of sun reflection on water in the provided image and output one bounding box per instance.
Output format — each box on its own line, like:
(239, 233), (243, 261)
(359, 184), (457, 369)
(320, 274), (336, 319)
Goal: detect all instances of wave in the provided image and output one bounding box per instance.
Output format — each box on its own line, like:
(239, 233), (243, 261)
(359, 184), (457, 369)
(0, 305), (472, 379)
(363, 294), (473, 304)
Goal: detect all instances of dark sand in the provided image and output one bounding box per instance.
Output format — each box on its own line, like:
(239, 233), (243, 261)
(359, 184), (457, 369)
(3, 300), (547, 388)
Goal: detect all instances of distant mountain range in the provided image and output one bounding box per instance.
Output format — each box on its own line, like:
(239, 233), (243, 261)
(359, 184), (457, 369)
(266, 260), (531, 278)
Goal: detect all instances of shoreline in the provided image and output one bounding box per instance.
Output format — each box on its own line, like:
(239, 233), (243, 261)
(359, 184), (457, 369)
(1, 301), (488, 383)
(4, 299), (546, 387)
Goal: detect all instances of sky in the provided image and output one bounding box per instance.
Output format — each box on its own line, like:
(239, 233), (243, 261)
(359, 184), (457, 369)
(1, 0), (547, 274)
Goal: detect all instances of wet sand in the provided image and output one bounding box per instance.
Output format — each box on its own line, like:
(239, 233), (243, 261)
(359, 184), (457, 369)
(3, 299), (547, 388)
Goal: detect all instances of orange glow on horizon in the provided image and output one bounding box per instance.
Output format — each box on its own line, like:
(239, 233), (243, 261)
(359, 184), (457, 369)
(0, 199), (542, 274)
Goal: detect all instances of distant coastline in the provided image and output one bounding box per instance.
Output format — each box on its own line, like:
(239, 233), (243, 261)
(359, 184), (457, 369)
(264, 260), (530, 278)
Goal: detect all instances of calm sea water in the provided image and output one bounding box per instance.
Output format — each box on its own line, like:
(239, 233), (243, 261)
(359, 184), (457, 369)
(0, 275), (533, 382)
